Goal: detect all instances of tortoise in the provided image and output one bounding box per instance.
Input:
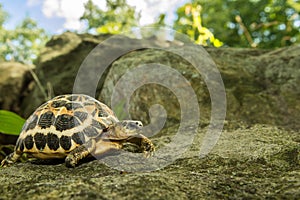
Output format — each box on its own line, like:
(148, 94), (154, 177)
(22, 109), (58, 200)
(1, 94), (154, 168)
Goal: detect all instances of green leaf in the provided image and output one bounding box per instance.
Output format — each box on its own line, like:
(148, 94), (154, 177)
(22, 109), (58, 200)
(0, 110), (25, 135)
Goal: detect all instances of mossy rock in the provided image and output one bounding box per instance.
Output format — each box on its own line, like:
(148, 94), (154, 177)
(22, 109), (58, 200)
(0, 124), (299, 199)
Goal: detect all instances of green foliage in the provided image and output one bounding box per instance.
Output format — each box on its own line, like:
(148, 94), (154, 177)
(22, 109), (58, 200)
(80, 0), (140, 34)
(174, 3), (223, 47)
(0, 110), (25, 136)
(151, 14), (167, 27)
(0, 4), (8, 29)
(174, 0), (300, 49)
(0, 5), (49, 64)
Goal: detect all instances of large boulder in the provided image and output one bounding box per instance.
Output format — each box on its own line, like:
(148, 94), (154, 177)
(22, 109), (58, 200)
(100, 45), (300, 130)
(0, 62), (33, 113)
(20, 32), (300, 130)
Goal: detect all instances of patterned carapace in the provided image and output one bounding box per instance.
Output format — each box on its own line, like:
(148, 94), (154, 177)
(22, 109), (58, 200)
(1, 94), (154, 167)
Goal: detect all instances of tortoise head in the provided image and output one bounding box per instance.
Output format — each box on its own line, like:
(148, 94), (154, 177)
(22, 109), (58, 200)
(104, 120), (143, 140)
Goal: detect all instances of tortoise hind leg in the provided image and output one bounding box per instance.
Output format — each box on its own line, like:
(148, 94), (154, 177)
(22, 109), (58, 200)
(1, 151), (22, 167)
(65, 139), (96, 168)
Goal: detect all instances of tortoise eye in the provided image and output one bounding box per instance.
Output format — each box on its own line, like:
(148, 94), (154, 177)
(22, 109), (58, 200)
(135, 121), (143, 127)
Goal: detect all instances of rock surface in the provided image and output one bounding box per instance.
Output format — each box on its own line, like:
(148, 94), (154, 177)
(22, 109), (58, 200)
(0, 62), (33, 113)
(0, 33), (299, 199)
(17, 32), (300, 130)
(0, 124), (299, 199)
(100, 45), (300, 130)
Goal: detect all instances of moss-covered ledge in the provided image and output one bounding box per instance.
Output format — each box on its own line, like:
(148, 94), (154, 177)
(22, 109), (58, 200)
(0, 124), (299, 199)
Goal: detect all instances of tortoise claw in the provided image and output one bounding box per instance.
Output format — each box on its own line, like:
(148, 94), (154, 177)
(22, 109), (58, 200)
(141, 139), (155, 158)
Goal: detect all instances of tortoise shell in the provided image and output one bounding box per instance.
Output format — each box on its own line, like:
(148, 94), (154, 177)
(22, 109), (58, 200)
(1, 94), (154, 167)
(15, 94), (118, 159)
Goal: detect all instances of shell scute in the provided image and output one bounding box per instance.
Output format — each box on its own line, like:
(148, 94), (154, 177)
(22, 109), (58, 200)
(82, 126), (99, 138)
(38, 111), (55, 129)
(65, 102), (83, 110)
(74, 111), (88, 122)
(60, 135), (72, 151)
(54, 114), (79, 132)
(24, 135), (34, 150)
(71, 132), (85, 145)
(51, 100), (67, 108)
(25, 115), (38, 131)
(34, 132), (46, 151)
(47, 133), (60, 151)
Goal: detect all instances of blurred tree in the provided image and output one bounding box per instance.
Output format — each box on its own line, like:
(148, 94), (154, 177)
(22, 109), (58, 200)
(153, 14), (167, 26)
(0, 5), (49, 64)
(174, 0), (300, 48)
(174, 3), (223, 47)
(0, 4), (8, 29)
(80, 0), (140, 34)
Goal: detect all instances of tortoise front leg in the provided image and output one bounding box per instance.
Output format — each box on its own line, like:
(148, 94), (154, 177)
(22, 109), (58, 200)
(65, 139), (96, 168)
(126, 134), (155, 157)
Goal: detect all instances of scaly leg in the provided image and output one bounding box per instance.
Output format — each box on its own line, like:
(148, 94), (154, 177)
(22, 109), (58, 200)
(1, 151), (22, 167)
(126, 134), (155, 157)
(65, 139), (96, 168)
